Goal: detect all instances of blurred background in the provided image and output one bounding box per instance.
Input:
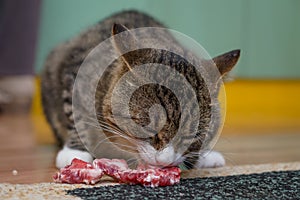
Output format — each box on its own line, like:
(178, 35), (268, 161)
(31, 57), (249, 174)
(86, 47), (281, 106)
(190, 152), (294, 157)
(1, 0), (300, 143)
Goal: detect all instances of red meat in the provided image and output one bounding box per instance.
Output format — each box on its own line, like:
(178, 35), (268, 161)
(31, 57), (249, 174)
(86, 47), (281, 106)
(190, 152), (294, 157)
(119, 167), (181, 187)
(93, 158), (128, 179)
(53, 158), (181, 187)
(53, 158), (104, 184)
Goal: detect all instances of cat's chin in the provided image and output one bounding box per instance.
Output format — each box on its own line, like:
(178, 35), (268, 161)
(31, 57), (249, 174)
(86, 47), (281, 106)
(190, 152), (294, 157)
(194, 151), (225, 168)
(56, 145), (93, 168)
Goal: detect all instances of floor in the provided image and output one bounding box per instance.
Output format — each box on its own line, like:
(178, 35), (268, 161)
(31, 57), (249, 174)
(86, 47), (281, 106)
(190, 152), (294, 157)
(1, 113), (300, 184)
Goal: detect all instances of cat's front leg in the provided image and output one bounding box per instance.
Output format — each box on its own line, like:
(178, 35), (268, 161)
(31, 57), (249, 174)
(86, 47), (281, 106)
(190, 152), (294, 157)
(55, 144), (93, 169)
(194, 151), (225, 168)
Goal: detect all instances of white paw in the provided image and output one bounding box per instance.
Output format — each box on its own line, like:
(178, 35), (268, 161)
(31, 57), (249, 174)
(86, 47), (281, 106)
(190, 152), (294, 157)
(56, 145), (93, 168)
(195, 151), (225, 168)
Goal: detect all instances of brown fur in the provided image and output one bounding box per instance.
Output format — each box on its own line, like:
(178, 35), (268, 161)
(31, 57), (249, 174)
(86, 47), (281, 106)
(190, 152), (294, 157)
(41, 10), (240, 168)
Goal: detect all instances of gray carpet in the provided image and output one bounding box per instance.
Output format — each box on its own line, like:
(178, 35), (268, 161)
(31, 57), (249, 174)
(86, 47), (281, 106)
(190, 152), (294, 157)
(67, 170), (300, 199)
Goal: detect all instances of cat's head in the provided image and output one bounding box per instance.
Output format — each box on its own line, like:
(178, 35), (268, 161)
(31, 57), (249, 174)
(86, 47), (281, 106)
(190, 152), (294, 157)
(99, 24), (240, 167)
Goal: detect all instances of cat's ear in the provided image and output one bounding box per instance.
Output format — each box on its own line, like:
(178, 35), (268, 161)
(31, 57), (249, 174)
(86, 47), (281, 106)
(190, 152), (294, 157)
(112, 23), (129, 35)
(112, 23), (137, 52)
(111, 23), (137, 70)
(212, 49), (240, 76)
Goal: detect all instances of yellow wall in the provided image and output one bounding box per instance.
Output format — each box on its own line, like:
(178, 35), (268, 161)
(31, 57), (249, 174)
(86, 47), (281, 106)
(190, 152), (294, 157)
(224, 79), (300, 134)
(31, 78), (55, 144)
(32, 78), (300, 144)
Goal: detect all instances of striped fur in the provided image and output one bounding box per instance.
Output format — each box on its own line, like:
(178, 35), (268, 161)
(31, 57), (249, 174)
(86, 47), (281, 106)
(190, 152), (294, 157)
(41, 10), (239, 168)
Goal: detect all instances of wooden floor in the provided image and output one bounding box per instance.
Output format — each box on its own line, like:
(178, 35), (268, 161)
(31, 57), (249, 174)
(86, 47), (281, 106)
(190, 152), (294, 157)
(1, 113), (300, 184)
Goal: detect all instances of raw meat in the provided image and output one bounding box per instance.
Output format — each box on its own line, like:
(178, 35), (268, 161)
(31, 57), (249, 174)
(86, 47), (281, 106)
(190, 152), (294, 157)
(53, 158), (104, 184)
(53, 158), (181, 187)
(118, 167), (181, 187)
(93, 158), (128, 179)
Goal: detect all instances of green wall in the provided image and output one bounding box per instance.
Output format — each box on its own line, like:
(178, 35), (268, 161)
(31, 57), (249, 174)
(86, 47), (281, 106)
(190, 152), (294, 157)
(35, 0), (300, 78)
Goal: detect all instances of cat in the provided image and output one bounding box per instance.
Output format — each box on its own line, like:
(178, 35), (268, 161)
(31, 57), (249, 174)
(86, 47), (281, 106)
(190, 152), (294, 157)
(41, 10), (240, 169)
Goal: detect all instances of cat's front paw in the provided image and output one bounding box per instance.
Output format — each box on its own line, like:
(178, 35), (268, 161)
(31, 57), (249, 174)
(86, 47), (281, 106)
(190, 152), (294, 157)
(195, 151), (225, 168)
(56, 145), (93, 168)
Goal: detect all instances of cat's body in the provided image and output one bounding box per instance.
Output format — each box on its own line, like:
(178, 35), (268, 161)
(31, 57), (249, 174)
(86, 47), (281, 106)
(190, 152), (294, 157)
(41, 10), (240, 169)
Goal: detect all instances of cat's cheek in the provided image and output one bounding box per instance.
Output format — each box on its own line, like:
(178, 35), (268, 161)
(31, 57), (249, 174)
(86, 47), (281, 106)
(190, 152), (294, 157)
(194, 151), (225, 168)
(56, 145), (93, 169)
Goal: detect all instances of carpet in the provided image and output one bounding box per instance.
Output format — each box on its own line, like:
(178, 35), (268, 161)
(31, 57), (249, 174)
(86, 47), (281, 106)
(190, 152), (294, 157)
(2, 162), (300, 199)
(67, 170), (300, 200)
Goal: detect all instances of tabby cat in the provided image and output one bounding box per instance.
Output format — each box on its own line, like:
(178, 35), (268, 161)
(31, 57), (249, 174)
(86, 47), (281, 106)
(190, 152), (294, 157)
(41, 10), (240, 169)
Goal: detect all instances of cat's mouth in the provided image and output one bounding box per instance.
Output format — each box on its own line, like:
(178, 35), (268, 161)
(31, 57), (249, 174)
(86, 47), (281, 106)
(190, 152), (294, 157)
(137, 143), (184, 167)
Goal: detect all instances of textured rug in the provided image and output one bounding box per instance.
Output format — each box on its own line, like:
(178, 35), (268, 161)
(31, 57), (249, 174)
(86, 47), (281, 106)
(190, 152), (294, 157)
(67, 170), (300, 200)
(1, 162), (300, 199)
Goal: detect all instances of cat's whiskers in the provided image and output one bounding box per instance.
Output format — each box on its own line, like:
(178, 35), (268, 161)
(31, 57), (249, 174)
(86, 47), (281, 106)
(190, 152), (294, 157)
(85, 108), (213, 168)
(106, 141), (138, 151)
(81, 120), (132, 141)
(96, 124), (141, 150)
(95, 113), (140, 139)
(126, 157), (140, 168)
(92, 135), (128, 148)
(85, 117), (130, 137)
(83, 115), (120, 131)
(81, 118), (140, 152)
(98, 123), (124, 135)
(220, 152), (238, 166)
(91, 135), (141, 158)
(91, 135), (122, 153)
(185, 150), (208, 156)
(127, 153), (150, 168)
(105, 141), (140, 155)
(100, 126), (135, 143)
(181, 159), (195, 169)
